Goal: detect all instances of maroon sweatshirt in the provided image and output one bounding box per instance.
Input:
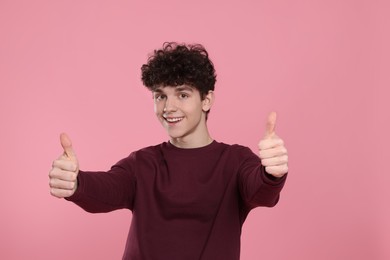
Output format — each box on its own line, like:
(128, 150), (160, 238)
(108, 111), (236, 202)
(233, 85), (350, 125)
(66, 141), (287, 259)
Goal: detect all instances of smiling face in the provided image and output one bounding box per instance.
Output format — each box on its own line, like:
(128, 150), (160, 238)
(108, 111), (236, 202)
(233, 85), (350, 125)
(153, 85), (214, 148)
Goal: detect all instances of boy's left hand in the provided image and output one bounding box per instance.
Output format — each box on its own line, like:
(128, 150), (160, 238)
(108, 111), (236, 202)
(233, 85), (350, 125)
(258, 112), (288, 178)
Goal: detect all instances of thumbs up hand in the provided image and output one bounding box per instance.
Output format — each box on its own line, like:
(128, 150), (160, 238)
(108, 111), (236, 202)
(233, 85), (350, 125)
(258, 112), (288, 178)
(49, 133), (79, 198)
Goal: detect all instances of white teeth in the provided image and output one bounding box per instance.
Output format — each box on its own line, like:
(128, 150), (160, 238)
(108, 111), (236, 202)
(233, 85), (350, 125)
(165, 117), (183, 122)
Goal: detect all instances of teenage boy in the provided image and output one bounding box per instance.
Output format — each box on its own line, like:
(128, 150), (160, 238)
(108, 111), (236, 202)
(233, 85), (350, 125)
(49, 42), (289, 260)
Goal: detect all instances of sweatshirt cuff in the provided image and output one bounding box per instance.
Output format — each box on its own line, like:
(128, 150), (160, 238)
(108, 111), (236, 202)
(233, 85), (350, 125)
(65, 170), (85, 202)
(261, 166), (287, 186)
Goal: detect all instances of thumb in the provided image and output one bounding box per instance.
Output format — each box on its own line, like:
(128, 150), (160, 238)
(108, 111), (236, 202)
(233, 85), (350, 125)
(60, 133), (76, 160)
(265, 111), (277, 138)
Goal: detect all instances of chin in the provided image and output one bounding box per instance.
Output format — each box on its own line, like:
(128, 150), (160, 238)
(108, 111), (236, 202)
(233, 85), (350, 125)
(167, 133), (184, 140)
(166, 129), (188, 140)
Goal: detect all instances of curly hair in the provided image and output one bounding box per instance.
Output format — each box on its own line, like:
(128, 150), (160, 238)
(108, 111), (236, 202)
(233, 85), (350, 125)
(141, 42), (217, 99)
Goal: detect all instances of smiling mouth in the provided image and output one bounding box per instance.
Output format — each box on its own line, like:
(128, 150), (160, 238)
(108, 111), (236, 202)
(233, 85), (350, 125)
(164, 116), (184, 123)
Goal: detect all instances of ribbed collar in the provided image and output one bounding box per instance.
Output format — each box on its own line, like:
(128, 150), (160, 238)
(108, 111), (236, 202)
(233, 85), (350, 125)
(162, 140), (221, 156)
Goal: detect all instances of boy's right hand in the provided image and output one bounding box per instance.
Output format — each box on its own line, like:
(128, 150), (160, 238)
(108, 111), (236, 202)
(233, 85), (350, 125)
(49, 133), (79, 198)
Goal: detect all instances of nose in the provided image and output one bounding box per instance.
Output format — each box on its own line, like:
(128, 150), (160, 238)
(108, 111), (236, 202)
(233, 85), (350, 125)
(163, 97), (177, 112)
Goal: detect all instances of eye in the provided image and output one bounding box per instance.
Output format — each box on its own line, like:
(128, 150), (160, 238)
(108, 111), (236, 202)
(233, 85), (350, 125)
(179, 93), (189, 99)
(154, 94), (166, 101)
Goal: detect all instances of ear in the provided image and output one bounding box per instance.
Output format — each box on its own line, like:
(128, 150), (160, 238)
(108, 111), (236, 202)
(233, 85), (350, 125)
(202, 90), (214, 112)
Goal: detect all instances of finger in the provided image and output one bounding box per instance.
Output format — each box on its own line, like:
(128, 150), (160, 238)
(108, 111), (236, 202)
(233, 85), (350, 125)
(49, 167), (78, 182)
(52, 158), (78, 172)
(265, 165), (288, 177)
(258, 137), (284, 150)
(60, 133), (76, 159)
(49, 178), (76, 190)
(261, 155), (288, 167)
(50, 188), (75, 198)
(265, 111), (277, 138)
(259, 146), (288, 159)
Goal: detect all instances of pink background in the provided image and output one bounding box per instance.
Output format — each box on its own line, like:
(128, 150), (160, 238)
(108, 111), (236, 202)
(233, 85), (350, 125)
(1, 0), (388, 259)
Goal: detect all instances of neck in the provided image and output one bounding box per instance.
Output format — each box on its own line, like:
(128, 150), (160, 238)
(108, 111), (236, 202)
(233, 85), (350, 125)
(170, 130), (213, 149)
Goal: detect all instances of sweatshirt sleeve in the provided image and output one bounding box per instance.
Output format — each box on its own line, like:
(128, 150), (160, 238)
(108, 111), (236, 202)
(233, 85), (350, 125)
(236, 146), (287, 210)
(65, 153), (137, 213)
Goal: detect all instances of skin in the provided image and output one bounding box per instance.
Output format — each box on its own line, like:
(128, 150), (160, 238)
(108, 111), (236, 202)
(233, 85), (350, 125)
(258, 112), (289, 178)
(49, 133), (79, 198)
(153, 85), (214, 149)
(49, 86), (288, 198)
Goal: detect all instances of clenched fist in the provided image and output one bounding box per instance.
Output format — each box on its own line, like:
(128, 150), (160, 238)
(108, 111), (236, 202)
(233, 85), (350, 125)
(258, 112), (288, 178)
(49, 133), (79, 198)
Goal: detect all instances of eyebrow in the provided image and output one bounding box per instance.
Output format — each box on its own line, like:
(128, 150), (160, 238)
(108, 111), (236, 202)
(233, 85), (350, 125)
(153, 86), (194, 93)
(175, 86), (193, 92)
(153, 89), (163, 93)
